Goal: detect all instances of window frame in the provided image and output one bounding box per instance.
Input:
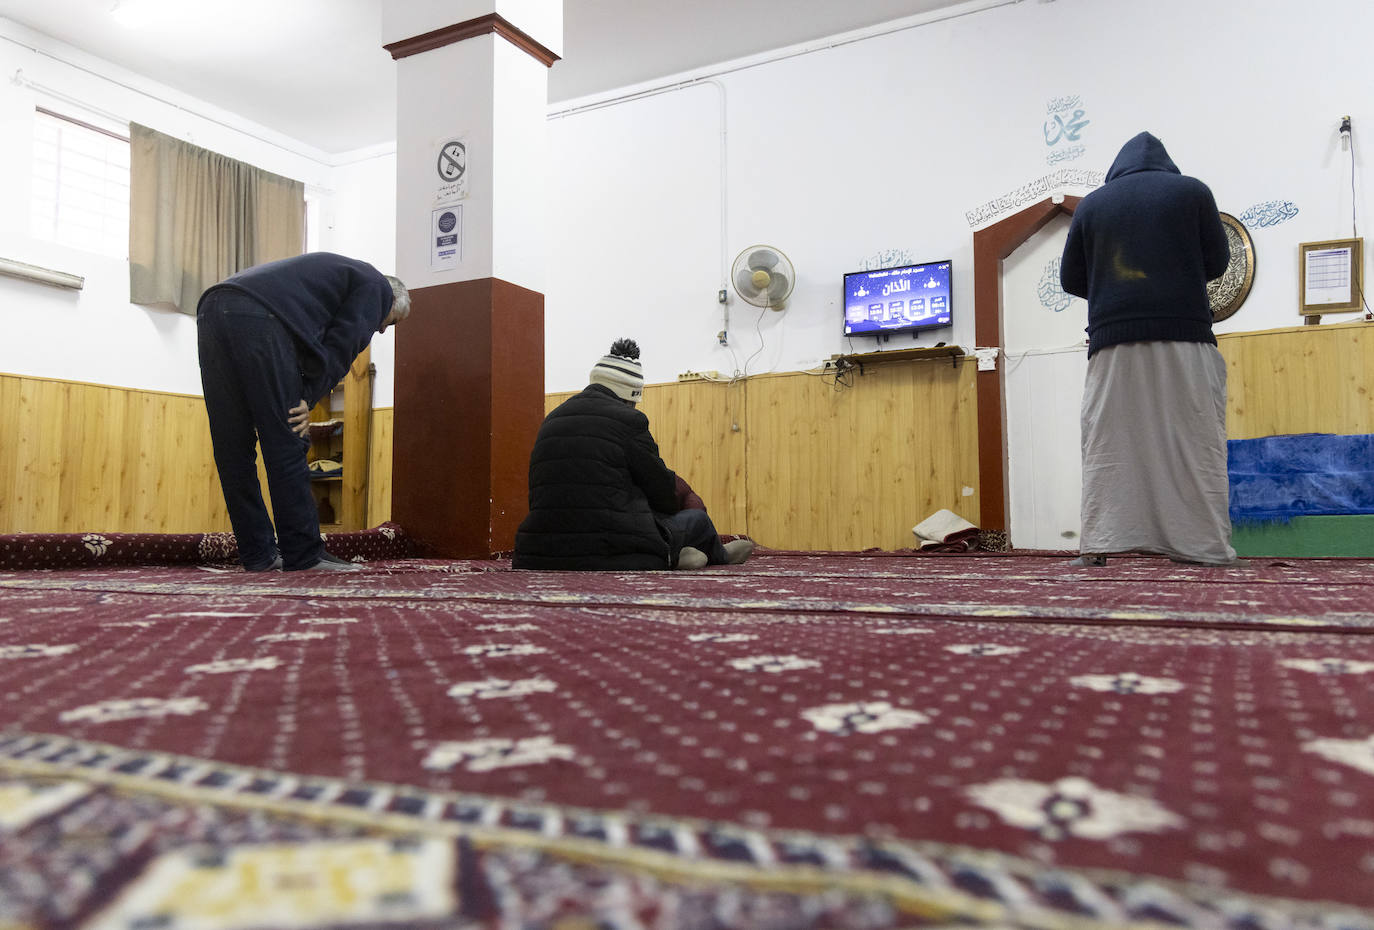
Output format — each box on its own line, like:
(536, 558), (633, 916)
(30, 106), (132, 261)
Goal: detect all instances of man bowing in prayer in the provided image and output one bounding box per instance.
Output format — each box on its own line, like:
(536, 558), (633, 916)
(197, 252), (409, 572)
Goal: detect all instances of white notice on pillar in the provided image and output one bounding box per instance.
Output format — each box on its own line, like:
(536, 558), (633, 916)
(434, 137), (468, 206)
(430, 206), (462, 271)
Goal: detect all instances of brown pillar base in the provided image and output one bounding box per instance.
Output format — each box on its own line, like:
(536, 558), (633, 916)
(392, 277), (545, 558)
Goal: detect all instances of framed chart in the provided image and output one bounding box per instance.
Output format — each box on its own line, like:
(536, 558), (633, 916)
(1299, 237), (1363, 315)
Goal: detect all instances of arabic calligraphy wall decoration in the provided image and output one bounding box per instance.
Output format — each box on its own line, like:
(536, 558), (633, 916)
(1038, 257), (1073, 313)
(1207, 212), (1256, 323)
(1044, 95), (1090, 166)
(1239, 199), (1300, 229)
(857, 248), (917, 271)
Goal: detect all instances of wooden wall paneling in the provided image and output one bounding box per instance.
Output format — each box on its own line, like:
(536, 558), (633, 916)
(0, 375), (21, 530)
(742, 374), (802, 548)
(340, 347), (374, 530)
(58, 381), (94, 530)
(190, 411), (230, 533)
(639, 380), (747, 533)
(134, 392), (171, 531)
(544, 391), (577, 415)
(367, 407), (394, 526)
(114, 388), (145, 531)
(161, 393), (188, 532)
(745, 370), (870, 551)
(1219, 322), (1373, 440)
(877, 360), (979, 548)
(744, 362), (979, 551)
(15, 377), (67, 531)
(7, 321), (1366, 541)
(52, 380), (81, 530)
(890, 364), (931, 538)
(0, 373), (236, 535)
(89, 384), (130, 530)
(822, 373), (865, 547)
(168, 394), (227, 534)
(1326, 324), (1374, 433)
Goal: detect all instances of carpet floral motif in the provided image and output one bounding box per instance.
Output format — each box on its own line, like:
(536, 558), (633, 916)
(1302, 735), (1374, 778)
(801, 702), (931, 735)
(966, 775), (1187, 841)
(57, 696), (210, 724)
(423, 737), (580, 773)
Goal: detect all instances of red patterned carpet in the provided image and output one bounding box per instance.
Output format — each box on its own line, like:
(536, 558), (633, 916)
(2, 538), (1373, 928)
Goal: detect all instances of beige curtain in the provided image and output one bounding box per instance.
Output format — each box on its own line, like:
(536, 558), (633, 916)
(129, 123), (304, 316)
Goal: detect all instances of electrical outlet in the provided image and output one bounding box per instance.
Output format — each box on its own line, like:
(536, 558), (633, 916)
(677, 370), (720, 382)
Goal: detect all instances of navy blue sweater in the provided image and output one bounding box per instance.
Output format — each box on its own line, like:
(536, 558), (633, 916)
(198, 252), (392, 407)
(1061, 132), (1229, 357)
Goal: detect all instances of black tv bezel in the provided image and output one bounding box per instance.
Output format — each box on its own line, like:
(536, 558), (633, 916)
(841, 260), (953, 338)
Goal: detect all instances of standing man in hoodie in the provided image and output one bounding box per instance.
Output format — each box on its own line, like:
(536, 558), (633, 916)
(197, 252), (410, 572)
(1060, 132), (1236, 566)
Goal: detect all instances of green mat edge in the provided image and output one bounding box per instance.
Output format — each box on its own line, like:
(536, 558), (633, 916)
(1232, 514), (1374, 557)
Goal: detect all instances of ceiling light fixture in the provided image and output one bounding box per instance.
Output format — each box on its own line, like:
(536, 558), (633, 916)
(109, 0), (185, 29)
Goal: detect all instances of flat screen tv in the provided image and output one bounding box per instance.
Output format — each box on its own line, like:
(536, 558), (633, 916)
(842, 260), (952, 338)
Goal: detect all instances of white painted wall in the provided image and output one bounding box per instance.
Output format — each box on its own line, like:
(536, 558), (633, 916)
(543, 0), (1372, 547)
(0, 18), (402, 398)
(314, 147), (402, 406)
(546, 0), (1370, 392)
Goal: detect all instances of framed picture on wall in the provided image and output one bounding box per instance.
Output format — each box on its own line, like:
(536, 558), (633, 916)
(1299, 237), (1364, 315)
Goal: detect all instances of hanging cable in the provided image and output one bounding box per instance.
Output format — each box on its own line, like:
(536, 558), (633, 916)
(1347, 120), (1372, 317)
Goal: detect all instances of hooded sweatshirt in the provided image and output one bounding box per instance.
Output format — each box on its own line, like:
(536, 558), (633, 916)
(1060, 132), (1229, 357)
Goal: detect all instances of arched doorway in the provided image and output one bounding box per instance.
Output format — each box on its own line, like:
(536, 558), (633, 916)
(972, 195), (1081, 534)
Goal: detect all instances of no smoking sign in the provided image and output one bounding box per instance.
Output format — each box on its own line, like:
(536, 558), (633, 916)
(437, 141), (466, 181)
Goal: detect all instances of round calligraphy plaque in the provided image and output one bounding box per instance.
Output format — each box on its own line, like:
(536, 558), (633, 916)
(1208, 212), (1255, 323)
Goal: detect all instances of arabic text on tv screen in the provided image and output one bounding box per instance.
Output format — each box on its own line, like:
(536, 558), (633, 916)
(842, 261), (952, 337)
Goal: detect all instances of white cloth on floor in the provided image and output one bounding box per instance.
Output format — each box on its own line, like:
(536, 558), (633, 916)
(1080, 340), (1235, 565)
(913, 509), (980, 551)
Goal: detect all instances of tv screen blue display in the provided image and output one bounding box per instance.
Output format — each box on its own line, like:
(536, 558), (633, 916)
(842, 261), (952, 337)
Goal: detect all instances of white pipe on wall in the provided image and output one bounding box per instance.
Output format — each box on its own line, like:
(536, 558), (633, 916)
(0, 256), (84, 290)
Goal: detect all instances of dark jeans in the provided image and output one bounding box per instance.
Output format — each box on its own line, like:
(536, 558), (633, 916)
(662, 508), (728, 566)
(197, 291), (324, 571)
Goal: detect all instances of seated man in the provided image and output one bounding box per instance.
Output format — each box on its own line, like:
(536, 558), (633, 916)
(513, 338), (753, 571)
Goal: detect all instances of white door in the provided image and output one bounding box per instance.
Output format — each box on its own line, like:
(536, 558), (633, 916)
(999, 215), (1089, 551)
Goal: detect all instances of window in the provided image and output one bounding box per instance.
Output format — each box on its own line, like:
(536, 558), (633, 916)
(30, 107), (131, 259)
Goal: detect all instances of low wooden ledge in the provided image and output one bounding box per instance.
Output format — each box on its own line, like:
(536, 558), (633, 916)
(832, 344), (966, 371)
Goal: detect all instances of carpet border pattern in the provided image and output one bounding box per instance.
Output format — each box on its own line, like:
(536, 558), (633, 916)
(3, 731), (1371, 930)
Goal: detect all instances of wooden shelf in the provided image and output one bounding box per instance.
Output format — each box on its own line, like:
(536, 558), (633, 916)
(304, 348), (375, 532)
(832, 344), (965, 369)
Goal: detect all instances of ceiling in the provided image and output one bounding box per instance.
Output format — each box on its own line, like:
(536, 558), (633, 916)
(0, 0), (970, 156)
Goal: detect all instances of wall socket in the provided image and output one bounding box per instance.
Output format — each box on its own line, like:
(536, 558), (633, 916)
(677, 370), (720, 382)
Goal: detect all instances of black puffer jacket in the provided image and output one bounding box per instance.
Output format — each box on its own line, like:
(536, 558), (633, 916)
(513, 384), (679, 570)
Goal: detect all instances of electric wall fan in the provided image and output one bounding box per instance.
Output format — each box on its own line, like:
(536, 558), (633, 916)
(731, 245), (795, 310)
